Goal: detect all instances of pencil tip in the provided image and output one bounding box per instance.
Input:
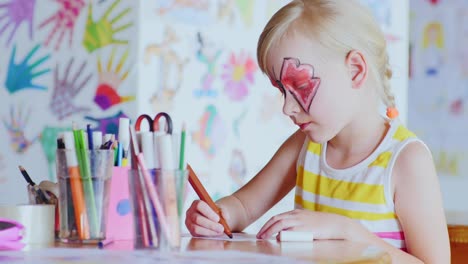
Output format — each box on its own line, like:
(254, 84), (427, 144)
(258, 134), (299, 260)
(18, 165), (24, 171)
(228, 234), (233, 239)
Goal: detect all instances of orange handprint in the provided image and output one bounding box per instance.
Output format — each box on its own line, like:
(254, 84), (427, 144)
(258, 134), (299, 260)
(94, 48), (135, 110)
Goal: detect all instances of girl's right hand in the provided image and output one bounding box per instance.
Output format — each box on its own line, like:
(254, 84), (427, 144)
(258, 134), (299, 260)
(185, 200), (225, 237)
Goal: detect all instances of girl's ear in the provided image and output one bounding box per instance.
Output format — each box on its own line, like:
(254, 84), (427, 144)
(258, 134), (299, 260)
(345, 50), (368, 89)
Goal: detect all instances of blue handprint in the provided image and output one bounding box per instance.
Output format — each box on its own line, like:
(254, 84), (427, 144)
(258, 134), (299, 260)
(5, 44), (51, 94)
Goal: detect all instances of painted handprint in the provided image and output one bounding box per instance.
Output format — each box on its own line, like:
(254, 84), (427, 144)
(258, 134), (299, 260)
(0, 0), (35, 45)
(94, 48), (135, 110)
(5, 44), (51, 94)
(3, 105), (40, 154)
(83, 0), (132, 53)
(50, 58), (92, 120)
(39, 0), (85, 50)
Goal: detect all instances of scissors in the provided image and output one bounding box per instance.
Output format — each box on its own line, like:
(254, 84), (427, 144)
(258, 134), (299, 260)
(135, 112), (173, 134)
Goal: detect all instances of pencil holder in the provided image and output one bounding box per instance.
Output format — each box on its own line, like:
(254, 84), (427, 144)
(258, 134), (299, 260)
(56, 149), (114, 244)
(128, 169), (188, 251)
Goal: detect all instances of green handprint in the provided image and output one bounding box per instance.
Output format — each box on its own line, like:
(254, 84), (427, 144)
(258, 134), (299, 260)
(82, 0), (132, 53)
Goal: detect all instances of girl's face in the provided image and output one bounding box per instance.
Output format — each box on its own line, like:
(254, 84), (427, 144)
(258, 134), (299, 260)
(266, 33), (357, 143)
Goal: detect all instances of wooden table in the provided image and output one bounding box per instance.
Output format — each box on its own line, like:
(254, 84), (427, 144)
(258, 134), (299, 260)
(51, 235), (390, 264)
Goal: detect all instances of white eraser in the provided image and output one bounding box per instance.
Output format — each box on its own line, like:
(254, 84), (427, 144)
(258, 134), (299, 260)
(278, 231), (314, 242)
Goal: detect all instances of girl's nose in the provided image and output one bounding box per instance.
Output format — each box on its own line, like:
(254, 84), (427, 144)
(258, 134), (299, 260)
(282, 92), (301, 117)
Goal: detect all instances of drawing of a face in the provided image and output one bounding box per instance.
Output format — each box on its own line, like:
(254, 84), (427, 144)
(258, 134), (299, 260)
(269, 57), (321, 112)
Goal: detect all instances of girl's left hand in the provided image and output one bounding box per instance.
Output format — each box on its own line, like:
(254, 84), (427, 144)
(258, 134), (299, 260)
(256, 209), (354, 240)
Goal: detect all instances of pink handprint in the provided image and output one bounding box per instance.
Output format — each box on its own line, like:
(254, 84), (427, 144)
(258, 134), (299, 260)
(0, 0), (35, 45)
(49, 58), (92, 120)
(3, 105), (40, 154)
(39, 0), (85, 50)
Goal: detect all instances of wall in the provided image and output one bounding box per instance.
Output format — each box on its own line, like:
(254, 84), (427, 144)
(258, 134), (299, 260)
(0, 0), (409, 232)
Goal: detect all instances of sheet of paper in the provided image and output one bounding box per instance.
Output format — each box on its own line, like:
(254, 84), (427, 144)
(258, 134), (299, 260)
(190, 233), (275, 241)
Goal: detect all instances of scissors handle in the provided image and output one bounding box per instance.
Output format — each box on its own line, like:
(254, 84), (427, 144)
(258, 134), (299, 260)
(135, 114), (154, 132)
(154, 112), (173, 134)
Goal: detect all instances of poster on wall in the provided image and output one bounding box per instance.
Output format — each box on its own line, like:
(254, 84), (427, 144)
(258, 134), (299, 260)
(409, 0), (468, 210)
(0, 0), (137, 203)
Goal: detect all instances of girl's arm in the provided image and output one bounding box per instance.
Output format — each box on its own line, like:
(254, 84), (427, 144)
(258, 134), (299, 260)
(349, 141), (450, 264)
(217, 129), (306, 231)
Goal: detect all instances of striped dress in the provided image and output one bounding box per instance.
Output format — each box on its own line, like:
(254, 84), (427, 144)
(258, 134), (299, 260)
(295, 119), (423, 250)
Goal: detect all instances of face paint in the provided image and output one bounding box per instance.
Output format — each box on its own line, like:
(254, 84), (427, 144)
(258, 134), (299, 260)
(271, 57), (321, 112)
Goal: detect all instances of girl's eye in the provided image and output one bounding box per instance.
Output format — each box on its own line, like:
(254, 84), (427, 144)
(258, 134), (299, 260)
(295, 82), (308, 90)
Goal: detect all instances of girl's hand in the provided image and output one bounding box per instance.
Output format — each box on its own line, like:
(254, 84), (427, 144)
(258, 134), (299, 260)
(256, 209), (353, 240)
(185, 200), (225, 237)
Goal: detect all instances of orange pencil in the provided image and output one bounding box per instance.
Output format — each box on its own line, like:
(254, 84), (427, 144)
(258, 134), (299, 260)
(187, 164), (233, 239)
(63, 132), (90, 240)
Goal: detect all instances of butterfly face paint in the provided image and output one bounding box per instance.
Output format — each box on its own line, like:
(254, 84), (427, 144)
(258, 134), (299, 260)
(270, 57), (321, 112)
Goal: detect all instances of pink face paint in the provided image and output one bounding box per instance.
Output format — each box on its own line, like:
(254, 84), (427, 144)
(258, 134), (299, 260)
(272, 58), (321, 112)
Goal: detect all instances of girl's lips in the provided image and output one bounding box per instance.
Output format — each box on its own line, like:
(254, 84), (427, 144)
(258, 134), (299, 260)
(299, 122), (311, 130)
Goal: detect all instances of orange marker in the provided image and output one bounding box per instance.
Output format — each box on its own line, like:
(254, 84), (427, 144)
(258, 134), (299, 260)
(187, 164), (233, 239)
(63, 132), (90, 240)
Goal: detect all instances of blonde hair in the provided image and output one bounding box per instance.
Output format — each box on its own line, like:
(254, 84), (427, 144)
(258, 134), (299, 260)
(257, 0), (396, 109)
(423, 22), (444, 49)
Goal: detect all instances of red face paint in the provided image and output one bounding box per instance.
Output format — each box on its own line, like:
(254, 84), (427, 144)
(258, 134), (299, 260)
(272, 58), (321, 112)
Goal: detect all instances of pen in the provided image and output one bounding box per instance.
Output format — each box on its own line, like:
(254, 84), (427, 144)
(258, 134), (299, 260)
(186, 164), (233, 239)
(18, 165), (49, 204)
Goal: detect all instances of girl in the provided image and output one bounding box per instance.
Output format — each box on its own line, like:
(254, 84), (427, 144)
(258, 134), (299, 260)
(185, 1), (450, 263)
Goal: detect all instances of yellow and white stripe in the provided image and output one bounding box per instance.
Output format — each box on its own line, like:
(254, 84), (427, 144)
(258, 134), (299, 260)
(295, 120), (421, 250)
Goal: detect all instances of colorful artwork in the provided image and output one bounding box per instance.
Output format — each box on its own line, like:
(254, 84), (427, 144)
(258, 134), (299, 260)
(40, 126), (70, 181)
(233, 108), (247, 138)
(85, 111), (128, 135)
(145, 27), (188, 112)
(192, 105), (227, 159)
(228, 149), (247, 188)
(50, 58), (92, 120)
(5, 44), (50, 93)
(95, 48), (134, 110)
(222, 51), (256, 102)
(39, 0), (85, 50)
(155, 0), (211, 25)
(193, 32), (222, 98)
(421, 21), (445, 76)
(83, 0), (132, 53)
(3, 105), (40, 154)
(0, 0), (35, 45)
(217, 0), (255, 26)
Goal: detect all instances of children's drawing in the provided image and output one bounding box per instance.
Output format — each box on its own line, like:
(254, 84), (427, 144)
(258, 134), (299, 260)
(50, 58), (92, 120)
(85, 110), (128, 135)
(421, 21), (445, 76)
(155, 0), (211, 25)
(217, 0), (254, 26)
(5, 44), (50, 94)
(2, 105), (40, 154)
(144, 27), (188, 112)
(94, 48), (134, 110)
(0, 0), (35, 45)
(193, 32), (222, 98)
(222, 51), (256, 102)
(233, 108), (247, 138)
(39, 0), (85, 50)
(83, 0), (132, 53)
(40, 126), (70, 181)
(458, 10), (468, 76)
(228, 149), (247, 188)
(435, 151), (460, 176)
(192, 105), (227, 159)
